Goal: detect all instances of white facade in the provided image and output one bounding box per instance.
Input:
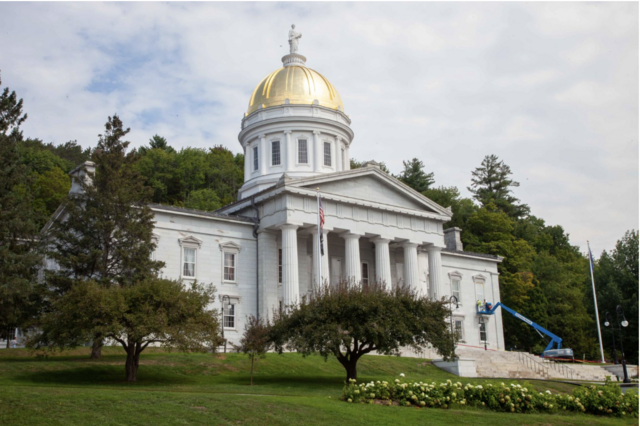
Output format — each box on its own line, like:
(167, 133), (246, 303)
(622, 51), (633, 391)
(48, 38), (506, 351)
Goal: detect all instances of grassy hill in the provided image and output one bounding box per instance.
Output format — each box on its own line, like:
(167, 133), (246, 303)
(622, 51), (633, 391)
(0, 347), (635, 425)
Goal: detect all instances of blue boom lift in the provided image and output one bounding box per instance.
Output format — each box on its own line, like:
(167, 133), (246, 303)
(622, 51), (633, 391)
(478, 302), (574, 359)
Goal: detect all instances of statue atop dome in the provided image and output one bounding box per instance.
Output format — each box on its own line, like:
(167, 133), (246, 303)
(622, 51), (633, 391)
(288, 24), (302, 54)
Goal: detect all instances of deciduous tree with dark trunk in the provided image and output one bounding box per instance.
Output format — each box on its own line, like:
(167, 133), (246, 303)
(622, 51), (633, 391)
(32, 277), (222, 382)
(269, 282), (454, 382)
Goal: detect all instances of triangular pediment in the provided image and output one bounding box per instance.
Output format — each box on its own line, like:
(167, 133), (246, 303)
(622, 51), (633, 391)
(291, 167), (451, 217)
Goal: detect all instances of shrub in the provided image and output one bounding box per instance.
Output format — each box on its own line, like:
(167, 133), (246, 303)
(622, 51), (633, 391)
(342, 377), (639, 418)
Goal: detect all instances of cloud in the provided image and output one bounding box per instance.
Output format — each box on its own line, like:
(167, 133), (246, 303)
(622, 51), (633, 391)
(0, 2), (637, 255)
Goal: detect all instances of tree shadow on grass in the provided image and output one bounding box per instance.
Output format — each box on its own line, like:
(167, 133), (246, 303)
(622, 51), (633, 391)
(12, 363), (196, 387)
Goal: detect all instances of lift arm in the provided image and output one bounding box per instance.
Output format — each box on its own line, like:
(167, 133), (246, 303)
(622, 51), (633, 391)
(478, 302), (563, 353)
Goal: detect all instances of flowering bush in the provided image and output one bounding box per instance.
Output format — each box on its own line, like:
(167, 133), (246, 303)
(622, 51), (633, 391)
(342, 377), (638, 418)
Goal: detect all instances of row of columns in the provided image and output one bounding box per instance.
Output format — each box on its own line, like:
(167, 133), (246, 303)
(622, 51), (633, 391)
(280, 225), (443, 308)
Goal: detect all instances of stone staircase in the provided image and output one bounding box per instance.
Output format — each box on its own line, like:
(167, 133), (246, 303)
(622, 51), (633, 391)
(455, 346), (627, 381)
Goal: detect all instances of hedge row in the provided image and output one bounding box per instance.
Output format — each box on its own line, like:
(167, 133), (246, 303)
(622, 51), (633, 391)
(342, 377), (638, 418)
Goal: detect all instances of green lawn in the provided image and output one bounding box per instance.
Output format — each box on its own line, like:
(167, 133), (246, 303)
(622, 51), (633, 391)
(0, 347), (635, 425)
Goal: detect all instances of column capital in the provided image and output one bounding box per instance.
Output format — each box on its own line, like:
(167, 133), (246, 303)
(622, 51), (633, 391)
(426, 245), (442, 253)
(308, 227), (331, 235)
(401, 241), (420, 249)
(372, 237), (391, 245)
(340, 232), (361, 240)
(279, 223), (300, 231)
(312, 130), (322, 136)
(284, 130), (292, 135)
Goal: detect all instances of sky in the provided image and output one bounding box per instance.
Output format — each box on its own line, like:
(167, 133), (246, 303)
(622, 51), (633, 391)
(0, 2), (637, 255)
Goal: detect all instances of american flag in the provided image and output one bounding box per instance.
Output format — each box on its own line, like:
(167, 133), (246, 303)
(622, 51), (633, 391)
(319, 196), (325, 256)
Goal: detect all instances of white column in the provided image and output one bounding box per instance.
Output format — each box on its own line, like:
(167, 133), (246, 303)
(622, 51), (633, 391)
(402, 242), (420, 292)
(313, 130), (322, 172)
(341, 233), (361, 284)
(243, 146), (250, 182)
(280, 224), (299, 308)
(373, 238), (392, 289)
(427, 246), (443, 300)
(345, 145), (351, 170)
(260, 134), (268, 175)
(284, 130), (293, 172)
(311, 228), (330, 287)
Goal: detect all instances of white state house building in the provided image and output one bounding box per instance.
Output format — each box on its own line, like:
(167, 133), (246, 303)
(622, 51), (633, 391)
(56, 33), (506, 351)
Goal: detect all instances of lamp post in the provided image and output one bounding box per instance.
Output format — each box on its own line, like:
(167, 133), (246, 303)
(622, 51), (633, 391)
(221, 295), (230, 354)
(603, 312), (618, 365)
(449, 295), (459, 357)
(615, 305), (630, 383)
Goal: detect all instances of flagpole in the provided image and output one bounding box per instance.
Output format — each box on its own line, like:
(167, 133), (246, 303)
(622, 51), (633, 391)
(316, 188), (322, 288)
(588, 241), (605, 364)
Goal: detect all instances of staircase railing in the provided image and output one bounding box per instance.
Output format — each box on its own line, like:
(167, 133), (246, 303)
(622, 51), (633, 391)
(516, 352), (574, 380)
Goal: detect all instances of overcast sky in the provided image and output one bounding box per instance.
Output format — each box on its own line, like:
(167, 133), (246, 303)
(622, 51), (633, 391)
(1, 2), (637, 255)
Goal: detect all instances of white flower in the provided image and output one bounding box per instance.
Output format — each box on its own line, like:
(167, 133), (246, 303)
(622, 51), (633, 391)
(546, 390), (551, 395)
(476, 385), (483, 389)
(400, 373), (405, 377)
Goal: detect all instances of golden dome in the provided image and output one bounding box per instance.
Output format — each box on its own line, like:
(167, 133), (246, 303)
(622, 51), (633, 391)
(247, 64), (344, 115)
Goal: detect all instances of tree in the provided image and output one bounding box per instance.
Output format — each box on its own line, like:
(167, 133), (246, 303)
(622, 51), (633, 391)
(592, 231), (639, 364)
(350, 158), (390, 174)
(0, 76), (43, 347)
(234, 315), (271, 385)
(467, 154), (529, 219)
(398, 158), (435, 193)
(185, 188), (222, 211)
(424, 186), (478, 231)
(33, 277), (221, 382)
(139, 134), (176, 155)
(269, 282), (454, 381)
(46, 115), (163, 358)
(463, 204), (538, 351)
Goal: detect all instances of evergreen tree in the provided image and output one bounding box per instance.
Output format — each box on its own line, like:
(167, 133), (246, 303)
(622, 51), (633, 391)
(424, 186), (478, 231)
(139, 134), (175, 155)
(398, 158), (435, 193)
(468, 155), (530, 219)
(46, 115), (164, 358)
(0, 77), (43, 346)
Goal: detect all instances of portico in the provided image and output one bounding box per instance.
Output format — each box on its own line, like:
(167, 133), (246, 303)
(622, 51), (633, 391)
(220, 162), (452, 316)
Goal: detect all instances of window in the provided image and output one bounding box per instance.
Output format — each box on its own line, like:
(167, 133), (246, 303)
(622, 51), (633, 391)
(271, 141), (281, 166)
(452, 278), (461, 302)
(475, 281), (484, 304)
(479, 322), (487, 342)
(224, 252), (236, 281)
(298, 139), (308, 164)
(253, 146), (259, 171)
(324, 142), (332, 167)
(454, 318), (465, 341)
(362, 262), (369, 285)
(183, 248), (196, 278)
(223, 303), (235, 328)
(278, 249), (283, 284)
